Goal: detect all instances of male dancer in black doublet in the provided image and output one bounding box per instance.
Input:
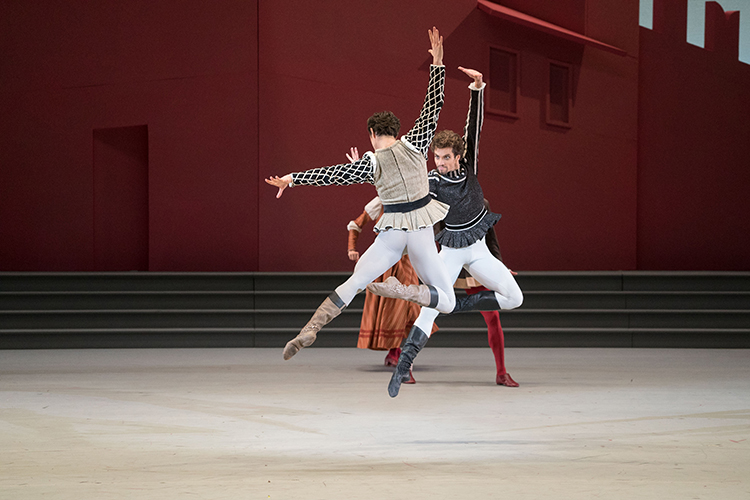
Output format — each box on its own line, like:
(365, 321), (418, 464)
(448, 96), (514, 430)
(429, 155), (502, 249)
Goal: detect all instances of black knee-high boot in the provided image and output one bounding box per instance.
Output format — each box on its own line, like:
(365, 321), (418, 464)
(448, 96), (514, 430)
(388, 325), (429, 397)
(450, 290), (499, 314)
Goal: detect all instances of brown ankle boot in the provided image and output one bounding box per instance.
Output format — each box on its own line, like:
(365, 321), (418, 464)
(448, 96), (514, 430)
(283, 293), (345, 360)
(367, 276), (438, 308)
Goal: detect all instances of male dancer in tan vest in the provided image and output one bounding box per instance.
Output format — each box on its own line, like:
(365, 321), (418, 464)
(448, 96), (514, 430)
(266, 27), (456, 363)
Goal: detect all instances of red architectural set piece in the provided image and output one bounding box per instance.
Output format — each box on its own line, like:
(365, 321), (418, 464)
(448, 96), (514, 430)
(0, 0), (748, 272)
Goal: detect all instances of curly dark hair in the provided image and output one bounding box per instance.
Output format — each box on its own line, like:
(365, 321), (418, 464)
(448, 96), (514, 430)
(367, 111), (401, 138)
(431, 130), (465, 158)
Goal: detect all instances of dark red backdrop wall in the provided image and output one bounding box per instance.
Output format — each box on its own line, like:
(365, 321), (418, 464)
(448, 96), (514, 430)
(637, 26), (750, 270)
(258, 0), (640, 272)
(0, 1), (259, 271)
(1, 0), (747, 272)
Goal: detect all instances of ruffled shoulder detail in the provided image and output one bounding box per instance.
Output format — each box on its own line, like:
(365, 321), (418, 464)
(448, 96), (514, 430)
(435, 211), (502, 248)
(374, 198), (450, 232)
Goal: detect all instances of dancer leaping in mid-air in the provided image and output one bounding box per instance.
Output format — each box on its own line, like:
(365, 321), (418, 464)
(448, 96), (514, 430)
(266, 27), (456, 361)
(368, 67), (524, 397)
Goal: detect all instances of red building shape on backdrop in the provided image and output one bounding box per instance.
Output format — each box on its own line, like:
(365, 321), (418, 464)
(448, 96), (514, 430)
(0, 0), (748, 272)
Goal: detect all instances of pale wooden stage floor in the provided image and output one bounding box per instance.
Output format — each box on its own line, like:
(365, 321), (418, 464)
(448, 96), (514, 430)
(1, 347), (749, 499)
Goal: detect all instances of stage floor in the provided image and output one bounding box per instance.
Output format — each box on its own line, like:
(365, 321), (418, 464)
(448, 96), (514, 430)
(1, 347), (749, 499)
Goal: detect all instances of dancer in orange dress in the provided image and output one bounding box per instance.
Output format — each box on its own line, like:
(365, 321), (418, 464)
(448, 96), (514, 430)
(347, 195), (438, 383)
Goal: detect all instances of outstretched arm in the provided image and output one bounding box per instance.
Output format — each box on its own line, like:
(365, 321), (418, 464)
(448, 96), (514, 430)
(459, 66), (485, 176)
(265, 155), (375, 198)
(403, 27), (446, 156)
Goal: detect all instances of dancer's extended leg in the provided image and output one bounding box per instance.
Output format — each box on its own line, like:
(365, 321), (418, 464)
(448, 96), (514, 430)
(388, 244), (463, 397)
(466, 288), (519, 387)
(481, 310), (517, 386)
(283, 292), (346, 360)
(388, 325), (429, 397)
(481, 310), (504, 371)
(283, 231), (405, 360)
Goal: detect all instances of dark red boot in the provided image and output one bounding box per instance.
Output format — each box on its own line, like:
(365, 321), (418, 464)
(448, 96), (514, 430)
(384, 348), (401, 367)
(496, 372), (519, 387)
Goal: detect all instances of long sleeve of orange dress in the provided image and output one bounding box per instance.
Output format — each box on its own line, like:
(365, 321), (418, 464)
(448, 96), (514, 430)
(348, 211), (372, 253)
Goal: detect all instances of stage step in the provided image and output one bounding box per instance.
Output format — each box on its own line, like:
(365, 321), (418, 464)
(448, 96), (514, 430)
(1, 272), (749, 348)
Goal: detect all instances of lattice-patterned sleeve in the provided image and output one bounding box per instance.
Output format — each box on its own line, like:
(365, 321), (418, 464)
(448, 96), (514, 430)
(463, 82), (485, 176)
(290, 155), (375, 187)
(403, 65), (446, 157)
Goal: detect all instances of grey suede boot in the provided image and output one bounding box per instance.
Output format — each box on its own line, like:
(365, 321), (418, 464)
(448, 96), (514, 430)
(450, 290), (499, 314)
(367, 276), (439, 308)
(388, 325), (429, 397)
(283, 292), (345, 360)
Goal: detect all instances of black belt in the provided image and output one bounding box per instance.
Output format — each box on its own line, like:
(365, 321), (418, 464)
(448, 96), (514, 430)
(382, 195), (432, 213)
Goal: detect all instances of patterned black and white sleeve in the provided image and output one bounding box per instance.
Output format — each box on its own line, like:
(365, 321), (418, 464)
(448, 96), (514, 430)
(290, 154), (375, 187)
(403, 65), (446, 157)
(463, 82), (485, 176)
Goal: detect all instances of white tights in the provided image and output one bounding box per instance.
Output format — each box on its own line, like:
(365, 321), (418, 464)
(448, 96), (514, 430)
(334, 226), (456, 314)
(413, 237), (523, 336)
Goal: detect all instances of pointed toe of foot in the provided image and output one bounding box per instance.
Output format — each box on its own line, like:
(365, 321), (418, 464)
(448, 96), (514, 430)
(283, 342), (299, 360)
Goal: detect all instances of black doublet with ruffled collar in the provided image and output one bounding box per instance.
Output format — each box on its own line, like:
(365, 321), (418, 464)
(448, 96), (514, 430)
(427, 81), (501, 248)
(428, 165), (501, 248)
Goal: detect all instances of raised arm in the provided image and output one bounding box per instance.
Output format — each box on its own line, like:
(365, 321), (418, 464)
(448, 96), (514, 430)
(403, 27), (446, 156)
(459, 67), (485, 176)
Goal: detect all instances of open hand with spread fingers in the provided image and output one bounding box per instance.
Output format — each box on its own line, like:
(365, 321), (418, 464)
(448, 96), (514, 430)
(265, 174), (293, 199)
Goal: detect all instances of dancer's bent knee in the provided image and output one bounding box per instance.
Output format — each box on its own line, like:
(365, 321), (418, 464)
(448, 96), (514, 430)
(495, 288), (523, 310)
(434, 289), (456, 314)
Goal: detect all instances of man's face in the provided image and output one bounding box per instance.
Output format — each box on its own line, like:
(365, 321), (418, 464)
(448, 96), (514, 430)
(433, 147), (461, 175)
